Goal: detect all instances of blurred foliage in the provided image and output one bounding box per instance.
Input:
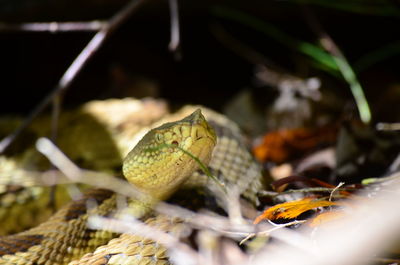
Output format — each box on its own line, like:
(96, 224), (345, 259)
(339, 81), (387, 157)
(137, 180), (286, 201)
(212, 6), (374, 123)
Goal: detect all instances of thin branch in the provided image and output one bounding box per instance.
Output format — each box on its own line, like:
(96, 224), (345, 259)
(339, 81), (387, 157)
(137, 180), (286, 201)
(376, 122), (400, 131)
(0, 21), (106, 32)
(240, 220), (307, 245)
(259, 187), (352, 198)
(329, 182), (344, 202)
(0, 0), (147, 154)
(35, 137), (154, 203)
(156, 202), (270, 239)
(88, 215), (207, 265)
(88, 215), (197, 254)
(388, 153), (400, 173)
(168, 0), (181, 52)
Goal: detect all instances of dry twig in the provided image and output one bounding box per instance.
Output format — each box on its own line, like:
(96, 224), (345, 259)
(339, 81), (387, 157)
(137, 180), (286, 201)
(0, 0), (147, 154)
(168, 0), (181, 54)
(0, 21), (105, 32)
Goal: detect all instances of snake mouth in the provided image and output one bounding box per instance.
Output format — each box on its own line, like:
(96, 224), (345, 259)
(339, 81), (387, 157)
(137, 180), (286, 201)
(188, 109), (217, 146)
(202, 132), (217, 146)
(194, 126), (217, 147)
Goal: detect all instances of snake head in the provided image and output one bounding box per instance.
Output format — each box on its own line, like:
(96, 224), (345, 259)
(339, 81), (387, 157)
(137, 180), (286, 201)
(122, 109), (216, 200)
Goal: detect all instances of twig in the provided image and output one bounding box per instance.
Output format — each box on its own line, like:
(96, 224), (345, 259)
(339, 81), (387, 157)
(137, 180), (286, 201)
(168, 0), (181, 53)
(259, 187), (351, 198)
(376, 122), (400, 131)
(88, 215), (203, 265)
(225, 186), (245, 225)
(0, 21), (106, 32)
(156, 202), (256, 235)
(157, 202), (309, 248)
(35, 137), (153, 203)
(0, 0), (147, 154)
(240, 219), (307, 245)
(88, 215), (183, 250)
(329, 182), (344, 202)
(388, 153), (400, 173)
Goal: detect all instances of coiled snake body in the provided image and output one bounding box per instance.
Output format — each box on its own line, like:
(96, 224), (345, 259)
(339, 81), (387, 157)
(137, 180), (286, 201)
(0, 99), (263, 265)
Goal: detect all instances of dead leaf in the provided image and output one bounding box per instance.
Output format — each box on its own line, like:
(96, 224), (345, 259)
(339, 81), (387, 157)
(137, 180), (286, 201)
(254, 198), (337, 224)
(253, 126), (338, 163)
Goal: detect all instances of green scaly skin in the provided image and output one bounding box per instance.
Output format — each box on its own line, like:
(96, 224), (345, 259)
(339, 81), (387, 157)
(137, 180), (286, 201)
(0, 109), (216, 265)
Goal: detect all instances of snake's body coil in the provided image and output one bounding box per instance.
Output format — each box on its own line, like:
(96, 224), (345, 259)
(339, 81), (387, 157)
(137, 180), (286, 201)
(0, 101), (263, 265)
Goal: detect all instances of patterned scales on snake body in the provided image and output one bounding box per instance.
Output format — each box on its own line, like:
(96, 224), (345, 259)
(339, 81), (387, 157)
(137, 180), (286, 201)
(70, 106), (264, 265)
(0, 100), (263, 265)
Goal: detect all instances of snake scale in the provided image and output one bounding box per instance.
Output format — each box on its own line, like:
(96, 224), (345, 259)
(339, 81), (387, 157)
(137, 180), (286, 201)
(0, 98), (263, 265)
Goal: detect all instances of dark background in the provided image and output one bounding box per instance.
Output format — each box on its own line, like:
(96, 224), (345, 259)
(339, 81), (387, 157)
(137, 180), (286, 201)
(0, 0), (399, 121)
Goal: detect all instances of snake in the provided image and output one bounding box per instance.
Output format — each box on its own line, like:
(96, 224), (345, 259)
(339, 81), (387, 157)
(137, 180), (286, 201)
(0, 98), (263, 265)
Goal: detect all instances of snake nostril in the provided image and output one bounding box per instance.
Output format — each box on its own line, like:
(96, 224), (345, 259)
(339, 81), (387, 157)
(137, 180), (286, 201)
(171, 141), (179, 146)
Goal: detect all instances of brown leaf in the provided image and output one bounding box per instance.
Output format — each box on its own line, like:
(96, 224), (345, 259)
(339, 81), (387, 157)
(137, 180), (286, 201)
(253, 126), (338, 163)
(254, 198), (337, 224)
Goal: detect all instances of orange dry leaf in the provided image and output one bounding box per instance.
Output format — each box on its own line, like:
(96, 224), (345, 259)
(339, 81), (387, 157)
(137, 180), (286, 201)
(253, 125), (338, 163)
(309, 211), (346, 227)
(254, 198), (337, 224)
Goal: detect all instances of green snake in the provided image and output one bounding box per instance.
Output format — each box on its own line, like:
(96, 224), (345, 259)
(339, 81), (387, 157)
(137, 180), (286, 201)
(0, 99), (263, 264)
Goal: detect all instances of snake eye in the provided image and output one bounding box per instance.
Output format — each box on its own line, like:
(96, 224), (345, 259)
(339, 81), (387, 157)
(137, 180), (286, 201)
(155, 133), (163, 142)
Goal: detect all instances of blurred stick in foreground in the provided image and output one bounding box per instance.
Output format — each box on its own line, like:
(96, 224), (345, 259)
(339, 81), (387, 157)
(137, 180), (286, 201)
(0, 21), (106, 32)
